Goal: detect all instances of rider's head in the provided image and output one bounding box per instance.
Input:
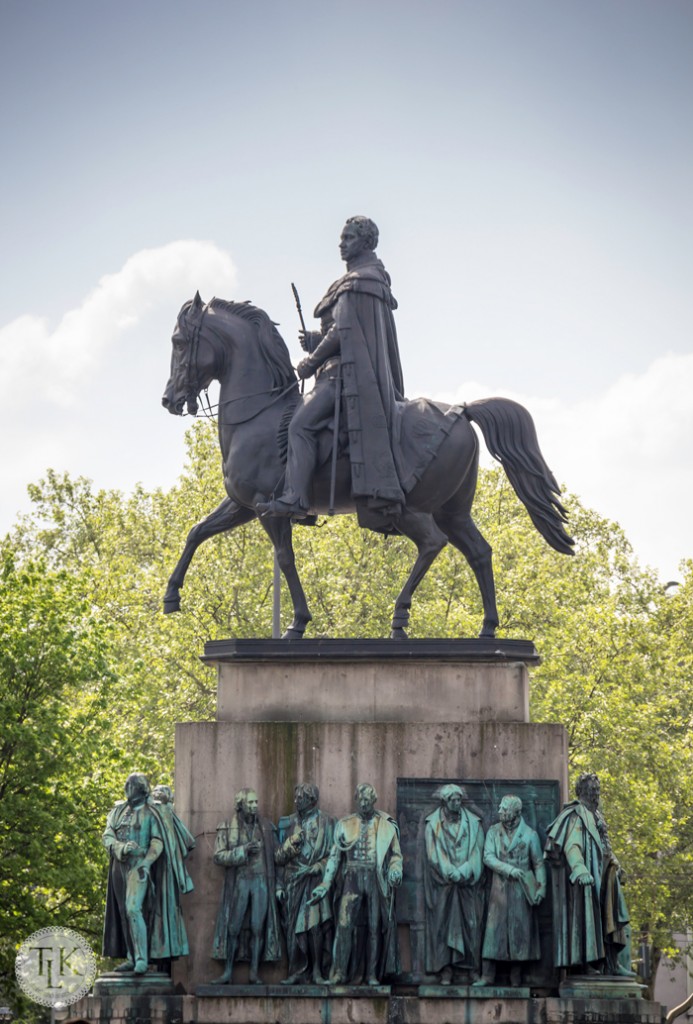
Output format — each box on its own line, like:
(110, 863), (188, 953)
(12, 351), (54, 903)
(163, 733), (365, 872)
(344, 216), (379, 251)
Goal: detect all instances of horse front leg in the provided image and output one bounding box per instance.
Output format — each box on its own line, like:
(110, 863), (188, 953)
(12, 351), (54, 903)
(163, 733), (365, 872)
(259, 517), (312, 639)
(390, 511), (448, 639)
(163, 498), (255, 613)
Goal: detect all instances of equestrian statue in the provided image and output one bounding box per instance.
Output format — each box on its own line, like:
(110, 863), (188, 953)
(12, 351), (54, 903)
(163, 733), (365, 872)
(161, 216), (573, 639)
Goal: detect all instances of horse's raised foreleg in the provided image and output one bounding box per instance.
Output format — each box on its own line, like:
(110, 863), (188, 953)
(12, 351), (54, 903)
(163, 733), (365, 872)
(435, 503), (498, 639)
(390, 510), (448, 639)
(163, 498), (255, 613)
(258, 517), (312, 639)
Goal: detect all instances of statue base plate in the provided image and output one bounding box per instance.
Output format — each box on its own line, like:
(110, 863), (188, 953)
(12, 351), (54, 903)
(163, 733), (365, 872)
(197, 983), (391, 998)
(73, 991), (664, 1023)
(93, 971), (174, 997)
(559, 975), (646, 999)
(419, 984), (532, 998)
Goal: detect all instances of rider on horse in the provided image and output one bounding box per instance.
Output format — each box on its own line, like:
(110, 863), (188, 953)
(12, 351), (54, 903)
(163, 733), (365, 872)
(258, 216), (408, 520)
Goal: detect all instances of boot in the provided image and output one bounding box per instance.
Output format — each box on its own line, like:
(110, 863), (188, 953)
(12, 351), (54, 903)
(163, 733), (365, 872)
(509, 964), (522, 987)
(366, 936), (380, 985)
(310, 932), (327, 984)
(248, 935), (262, 984)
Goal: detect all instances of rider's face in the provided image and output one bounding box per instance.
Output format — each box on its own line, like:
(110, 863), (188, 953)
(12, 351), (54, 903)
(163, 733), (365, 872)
(339, 224), (368, 263)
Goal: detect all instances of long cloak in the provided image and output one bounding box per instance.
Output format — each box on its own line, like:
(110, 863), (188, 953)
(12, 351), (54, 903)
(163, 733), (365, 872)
(545, 801), (604, 967)
(482, 818), (546, 962)
(423, 806), (485, 973)
(102, 799), (192, 961)
(314, 255), (407, 511)
(275, 810), (334, 975)
(211, 814), (282, 963)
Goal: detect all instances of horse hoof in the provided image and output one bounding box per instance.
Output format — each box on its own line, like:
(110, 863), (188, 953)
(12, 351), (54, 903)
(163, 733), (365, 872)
(163, 597), (181, 614)
(282, 628), (305, 640)
(478, 625), (497, 639)
(390, 627), (408, 640)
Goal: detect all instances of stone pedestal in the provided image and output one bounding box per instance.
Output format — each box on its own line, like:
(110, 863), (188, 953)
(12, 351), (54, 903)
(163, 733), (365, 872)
(76, 638), (662, 1024)
(173, 639), (568, 994)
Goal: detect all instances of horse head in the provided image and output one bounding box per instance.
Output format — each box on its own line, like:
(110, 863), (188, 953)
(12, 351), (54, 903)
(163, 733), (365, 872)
(162, 295), (297, 420)
(162, 292), (209, 417)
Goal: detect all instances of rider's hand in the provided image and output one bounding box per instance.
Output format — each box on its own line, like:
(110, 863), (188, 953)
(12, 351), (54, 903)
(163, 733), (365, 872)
(299, 330), (321, 353)
(297, 357), (315, 380)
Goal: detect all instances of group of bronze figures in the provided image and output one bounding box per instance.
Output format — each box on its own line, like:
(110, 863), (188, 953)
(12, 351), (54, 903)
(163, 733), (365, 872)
(103, 772), (634, 990)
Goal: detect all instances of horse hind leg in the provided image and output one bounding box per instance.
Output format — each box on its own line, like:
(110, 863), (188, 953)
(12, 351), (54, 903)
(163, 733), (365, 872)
(163, 497), (255, 613)
(390, 511), (448, 640)
(434, 504), (498, 639)
(259, 516), (312, 639)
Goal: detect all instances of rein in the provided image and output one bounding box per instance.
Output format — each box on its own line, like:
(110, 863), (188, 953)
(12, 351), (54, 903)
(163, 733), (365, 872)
(180, 300), (299, 424)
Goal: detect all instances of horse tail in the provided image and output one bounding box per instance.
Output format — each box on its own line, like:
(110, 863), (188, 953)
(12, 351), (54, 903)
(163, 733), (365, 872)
(463, 398), (574, 556)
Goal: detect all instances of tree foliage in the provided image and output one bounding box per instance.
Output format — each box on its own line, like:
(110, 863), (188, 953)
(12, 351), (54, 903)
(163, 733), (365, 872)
(2, 418), (692, 1004)
(0, 551), (121, 1015)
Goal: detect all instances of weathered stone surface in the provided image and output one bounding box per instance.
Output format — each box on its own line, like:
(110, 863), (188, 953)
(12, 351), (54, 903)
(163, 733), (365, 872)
(173, 719), (567, 992)
(73, 992), (664, 1024)
(208, 640), (533, 725)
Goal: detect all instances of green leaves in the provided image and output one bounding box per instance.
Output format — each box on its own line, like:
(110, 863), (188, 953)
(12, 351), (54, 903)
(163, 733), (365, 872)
(3, 419), (693, 994)
(0, 551), (121, 1014)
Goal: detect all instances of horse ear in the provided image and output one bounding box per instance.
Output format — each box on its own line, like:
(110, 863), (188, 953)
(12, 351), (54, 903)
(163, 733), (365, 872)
(191, 291), (204, 312)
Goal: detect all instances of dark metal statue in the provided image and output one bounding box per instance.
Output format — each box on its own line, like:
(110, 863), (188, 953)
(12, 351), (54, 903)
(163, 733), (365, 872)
(422, 784), (485, 985)
(309, 783), (402, 985)
(474, 794), (546, 988)
(275, 783), (335, 985)
(544, 773), (634, 977)
(259, 217), (405, 520)
(102, 773), (194, 974)
(162, 217), (573, 639)
(211, 788), (283, 984)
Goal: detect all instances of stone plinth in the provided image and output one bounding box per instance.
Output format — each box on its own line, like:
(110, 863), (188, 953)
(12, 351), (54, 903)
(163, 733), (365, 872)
(72, 992), (664, 1024)
(205, 638), (537, 724)
(171, 639), (567, 995)
(77, 638), (662, 1024)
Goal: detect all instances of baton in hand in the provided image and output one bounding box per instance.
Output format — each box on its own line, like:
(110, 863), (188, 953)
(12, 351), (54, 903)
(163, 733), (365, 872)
(291, 282), (307, 394)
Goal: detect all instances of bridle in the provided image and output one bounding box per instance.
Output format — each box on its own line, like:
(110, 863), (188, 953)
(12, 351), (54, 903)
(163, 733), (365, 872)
(180, 301), (207, 417)
(179, 301), (299, 424)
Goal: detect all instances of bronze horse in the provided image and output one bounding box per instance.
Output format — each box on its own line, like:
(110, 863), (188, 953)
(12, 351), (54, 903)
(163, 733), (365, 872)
(162, 294), (573, 638)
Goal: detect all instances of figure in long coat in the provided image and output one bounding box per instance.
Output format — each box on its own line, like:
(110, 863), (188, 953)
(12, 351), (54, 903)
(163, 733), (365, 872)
(258, 216), (408, 521)
(545, 772), (631, 974)
(102, 774), (194, 973)
(310, 783), (403, 985)
(423, 784), (485, 984)
(275, 783), (335, 985)
(211, 787), (282, 984)
(474, 795), (546, 987)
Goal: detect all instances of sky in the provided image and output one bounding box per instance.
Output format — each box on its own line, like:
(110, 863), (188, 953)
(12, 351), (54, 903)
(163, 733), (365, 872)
(1, 0), (691, 582)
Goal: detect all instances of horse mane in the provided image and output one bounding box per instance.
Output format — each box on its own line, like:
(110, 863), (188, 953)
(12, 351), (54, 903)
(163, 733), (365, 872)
(277, 391), (300, 465)
(207, 298), (296, 390)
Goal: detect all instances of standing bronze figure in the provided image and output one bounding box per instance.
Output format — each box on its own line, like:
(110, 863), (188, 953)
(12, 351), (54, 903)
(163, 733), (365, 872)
(423, 784), (485, 984)
(211, 788), (282, 984)
(474, 795), (546, 987)
(102, 773), (193, 974)
(310, 783), (403, 985)
(545, 773), (632, 976)
(162, 217), (573, 639)
(275, 783), (335, 985)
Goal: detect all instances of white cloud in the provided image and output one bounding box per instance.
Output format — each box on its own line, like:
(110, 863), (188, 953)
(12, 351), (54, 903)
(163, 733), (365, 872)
(0, 241), (237, 530)
(0, 240), (237, 408)
(435, 352), (693, 580)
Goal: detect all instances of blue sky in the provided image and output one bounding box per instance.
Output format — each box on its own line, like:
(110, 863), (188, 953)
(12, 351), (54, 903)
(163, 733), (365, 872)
(1, 1), (691, 580)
